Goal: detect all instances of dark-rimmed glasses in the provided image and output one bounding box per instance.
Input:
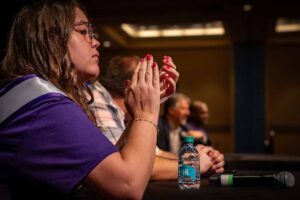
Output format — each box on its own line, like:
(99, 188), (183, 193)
(73, 21), (98, 44)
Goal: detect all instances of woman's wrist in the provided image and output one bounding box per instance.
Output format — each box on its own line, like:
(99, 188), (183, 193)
(133, 117), (159, 133)
(132, 112), (158, 125)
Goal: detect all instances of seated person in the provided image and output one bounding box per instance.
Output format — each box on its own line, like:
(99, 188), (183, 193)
(187, 100), (211, 145)
(0, 1), (161, 199)
(89, 56), (225, 180)
(157, 93), (191, 153)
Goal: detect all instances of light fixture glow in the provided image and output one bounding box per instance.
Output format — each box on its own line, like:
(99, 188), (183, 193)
(161, 29), (183, 37)
(138, 30), (160, 37)
(121, 24), (136, 37)
(120, 22), (225, 38)
(243, 4), (252, 12)
(204, 27), (225, 35)
(276, 24), (300, 33)
(183, 28), (204, 36)
(103, 41), (111, 48)
(275, 18), (300, 33)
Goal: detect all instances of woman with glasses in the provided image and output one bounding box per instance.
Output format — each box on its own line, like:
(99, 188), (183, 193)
(0, 0), (178, 199)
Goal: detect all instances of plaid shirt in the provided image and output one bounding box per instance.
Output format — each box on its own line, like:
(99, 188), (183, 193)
(88, 81), (125, 145)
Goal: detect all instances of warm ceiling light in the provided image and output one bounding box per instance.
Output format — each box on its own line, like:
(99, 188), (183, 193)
(243, 4), (252, 12)
(103, 41), (111, 48)
(276, 24), (300, 33)
(276, 18), (300, 33)
(120, 22), (225, 38)
(121, 24), (136, 37)
(161, 29), (183, 37)
(184, 28), (204, 36)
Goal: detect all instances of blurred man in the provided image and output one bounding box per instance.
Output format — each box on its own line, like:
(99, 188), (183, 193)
(157, 93), (191, 154)
(187, 100), (211, 145)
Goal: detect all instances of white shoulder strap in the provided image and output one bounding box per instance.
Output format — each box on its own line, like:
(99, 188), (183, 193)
(0, 76), (66, 124)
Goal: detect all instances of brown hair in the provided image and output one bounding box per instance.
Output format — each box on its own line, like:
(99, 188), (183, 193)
(100, 55), (139, 97)
(1, 0), (95, 122)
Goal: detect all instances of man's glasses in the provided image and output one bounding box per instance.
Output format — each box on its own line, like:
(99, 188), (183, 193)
(73, 21), (98, 44)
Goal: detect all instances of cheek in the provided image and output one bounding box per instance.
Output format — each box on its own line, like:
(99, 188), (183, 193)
(69, 46), (88, 71)
(68, 35), (86, 67)
(179, 111), (186, 117)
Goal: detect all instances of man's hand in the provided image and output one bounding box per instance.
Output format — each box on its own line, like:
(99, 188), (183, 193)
(195, 145), (225, 174)
(195, 145), (213, 173)
(208, 149), (225, 173)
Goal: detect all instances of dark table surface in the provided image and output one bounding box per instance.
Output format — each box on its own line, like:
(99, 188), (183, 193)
(144, 170), (300, 200)
(1, 154), (300, 199)
(144, 153), (300, 200)
(224, 153), (300, 171)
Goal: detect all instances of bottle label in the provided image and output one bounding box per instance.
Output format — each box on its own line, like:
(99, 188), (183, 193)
(179, 164), (196, 180)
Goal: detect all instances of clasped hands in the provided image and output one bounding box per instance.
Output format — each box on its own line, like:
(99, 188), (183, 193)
(124, 54), (179, 122)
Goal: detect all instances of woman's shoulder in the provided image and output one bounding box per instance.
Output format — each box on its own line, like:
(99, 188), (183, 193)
(0, 74), (76, 127)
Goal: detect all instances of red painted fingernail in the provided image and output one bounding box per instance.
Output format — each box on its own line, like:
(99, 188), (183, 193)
(146, 54), (152, 60)
(164, 65), (170, 70)
(164, 55), (172, 60)
(167, 73), (174, 79)
(124, 80), (129, 87)
(152, 62), (157, 68)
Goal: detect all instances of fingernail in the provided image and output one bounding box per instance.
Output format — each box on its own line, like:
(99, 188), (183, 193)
(146, 54), (152, 61)
(164, 55), (172, 61)
(164, 65), (170, 70)
(124, 80), (129, 87)
(152, 62), (157, 68)
(166, 73), (174, 79)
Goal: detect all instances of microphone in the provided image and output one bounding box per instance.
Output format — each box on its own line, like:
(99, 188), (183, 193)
(209, 171), (295, 188)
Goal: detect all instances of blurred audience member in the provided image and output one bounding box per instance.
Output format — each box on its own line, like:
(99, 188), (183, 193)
(88, 56), (138, 144)
(187, 100), (211, 145)
(157, 93), (191, 154)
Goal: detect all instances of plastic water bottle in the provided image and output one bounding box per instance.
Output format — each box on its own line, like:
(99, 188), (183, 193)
(178, 136), (200, 189)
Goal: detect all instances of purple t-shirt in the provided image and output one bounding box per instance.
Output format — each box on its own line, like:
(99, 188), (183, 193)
(0, 75), (118, 198)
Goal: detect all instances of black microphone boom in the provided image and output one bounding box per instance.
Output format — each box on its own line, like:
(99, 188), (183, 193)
(209, 171), (295, 188)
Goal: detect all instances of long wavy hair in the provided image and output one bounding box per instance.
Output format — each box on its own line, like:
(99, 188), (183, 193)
(0, 0), (95, 122)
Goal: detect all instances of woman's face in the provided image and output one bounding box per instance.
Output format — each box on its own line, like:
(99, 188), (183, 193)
(68, 7), (100, 81)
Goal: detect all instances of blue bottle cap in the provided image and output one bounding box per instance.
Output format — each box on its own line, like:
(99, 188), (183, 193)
(183, 136), (194, 143)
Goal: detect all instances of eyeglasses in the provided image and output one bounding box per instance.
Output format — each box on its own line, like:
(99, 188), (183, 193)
(73, 21), (98, 44)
